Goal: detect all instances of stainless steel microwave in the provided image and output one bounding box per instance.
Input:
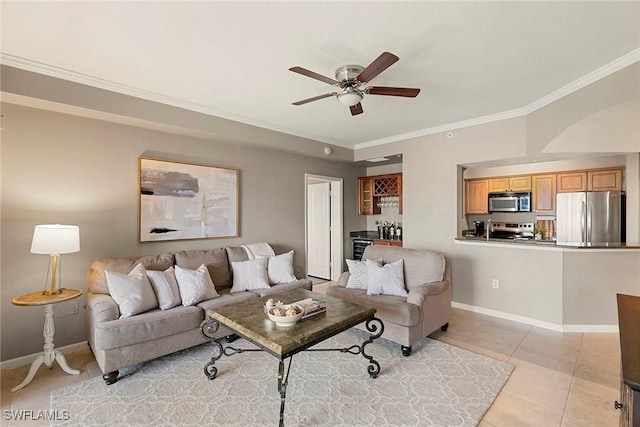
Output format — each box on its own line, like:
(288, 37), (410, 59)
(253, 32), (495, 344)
(488, 192), (531, 212)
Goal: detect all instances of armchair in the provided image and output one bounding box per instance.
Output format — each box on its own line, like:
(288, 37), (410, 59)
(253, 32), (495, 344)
(326, 245), (451, 356)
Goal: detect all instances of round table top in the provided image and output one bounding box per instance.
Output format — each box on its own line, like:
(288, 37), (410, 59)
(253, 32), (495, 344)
(12, 288), (83, 306)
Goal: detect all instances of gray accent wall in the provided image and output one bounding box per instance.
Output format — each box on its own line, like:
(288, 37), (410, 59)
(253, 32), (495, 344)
(0, 103), (366, 361)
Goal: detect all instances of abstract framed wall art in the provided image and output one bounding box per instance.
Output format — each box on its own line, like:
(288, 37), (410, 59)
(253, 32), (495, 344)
(139, 157), (239, 242)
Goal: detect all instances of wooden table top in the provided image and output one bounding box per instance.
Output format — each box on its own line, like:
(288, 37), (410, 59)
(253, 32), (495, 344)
(12, 288), (83, 306)
(207, 288), (376, 359)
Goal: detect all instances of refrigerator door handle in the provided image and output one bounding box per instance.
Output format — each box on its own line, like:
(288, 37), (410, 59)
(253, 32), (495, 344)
(581, 200), (587, 244)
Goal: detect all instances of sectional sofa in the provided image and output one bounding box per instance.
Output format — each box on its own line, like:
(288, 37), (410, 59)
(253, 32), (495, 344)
(86, 244), (312, 384)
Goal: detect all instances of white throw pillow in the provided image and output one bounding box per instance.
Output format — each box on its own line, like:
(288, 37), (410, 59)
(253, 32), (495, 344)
(264, 251), (297, 284)
(147, 267), (182, 310)
(105, 263), (159, 318)
(346, 259), (371, 289)
(175, 264), (220, 306)
(230, 258), (270, 292)
(366, 258), (408, 297)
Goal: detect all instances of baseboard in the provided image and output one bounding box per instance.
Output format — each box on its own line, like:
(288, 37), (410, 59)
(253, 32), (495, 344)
(1, 341), (90, 371)
(451, 302), (619, 333)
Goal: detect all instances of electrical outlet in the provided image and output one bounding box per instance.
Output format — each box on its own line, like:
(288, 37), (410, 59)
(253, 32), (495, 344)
(491, 279), (499, 289)
(69, 301), (79, 315)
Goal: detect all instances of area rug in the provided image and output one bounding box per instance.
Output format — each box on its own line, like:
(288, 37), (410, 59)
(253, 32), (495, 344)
(51, 329), (513, 426)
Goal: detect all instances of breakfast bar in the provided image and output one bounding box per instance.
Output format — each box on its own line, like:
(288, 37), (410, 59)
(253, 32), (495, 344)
(453, 237), (640, 331)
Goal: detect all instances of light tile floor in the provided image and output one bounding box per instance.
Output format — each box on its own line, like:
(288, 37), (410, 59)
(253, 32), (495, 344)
(0, 282), (621, 426)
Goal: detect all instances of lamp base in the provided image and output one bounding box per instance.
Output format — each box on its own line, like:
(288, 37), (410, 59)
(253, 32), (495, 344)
(42, 254), (63, 296)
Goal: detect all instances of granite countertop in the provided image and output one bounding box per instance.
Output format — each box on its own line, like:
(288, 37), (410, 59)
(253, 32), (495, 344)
(350, 230), (401, 243)
(456, 236), (640, 249)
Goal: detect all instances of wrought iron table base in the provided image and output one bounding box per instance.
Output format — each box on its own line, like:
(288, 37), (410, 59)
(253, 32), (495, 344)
(200, 317), (384, 426)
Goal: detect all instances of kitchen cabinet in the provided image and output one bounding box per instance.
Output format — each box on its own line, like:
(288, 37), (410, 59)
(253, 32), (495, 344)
(358, 177), (380, 215)
(373, 239), (403, 247)
(358, 173), (402, 215)
(465, 179), (489, 214)
(557, 169), (623, 192)
(557, 172), (587, 192)
(532, 174), (556, 213)
(588, 168), (622, 191)
(488, 175), (531, 192)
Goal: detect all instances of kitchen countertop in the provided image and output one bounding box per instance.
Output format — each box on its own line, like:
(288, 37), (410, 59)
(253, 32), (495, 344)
(456, 236), (640, 249)
(350, 230), (401, 244)
(350, 230), (379, 240)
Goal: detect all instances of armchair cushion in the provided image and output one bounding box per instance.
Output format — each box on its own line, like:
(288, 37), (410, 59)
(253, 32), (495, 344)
(363, 245), (445, 289)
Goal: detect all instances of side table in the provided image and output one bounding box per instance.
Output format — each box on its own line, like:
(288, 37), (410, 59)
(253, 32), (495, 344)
(11, 288), (83, 392)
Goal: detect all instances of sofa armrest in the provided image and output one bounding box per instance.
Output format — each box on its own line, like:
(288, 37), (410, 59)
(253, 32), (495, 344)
(337, 271), (350, 287)
(86, 292), (119, 324)
(406, 279), (450, 307)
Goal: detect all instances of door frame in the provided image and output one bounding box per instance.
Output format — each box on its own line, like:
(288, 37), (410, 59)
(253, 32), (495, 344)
(304, 174), (344, 281)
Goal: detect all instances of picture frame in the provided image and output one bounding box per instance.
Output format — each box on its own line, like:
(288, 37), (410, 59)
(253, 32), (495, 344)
(139, 157), (239, 242)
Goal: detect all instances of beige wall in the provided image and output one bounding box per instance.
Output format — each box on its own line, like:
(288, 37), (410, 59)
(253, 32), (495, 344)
(2, 61), (639, 363)
(0, 103), (366, 361)
(356, 63), (640, 328)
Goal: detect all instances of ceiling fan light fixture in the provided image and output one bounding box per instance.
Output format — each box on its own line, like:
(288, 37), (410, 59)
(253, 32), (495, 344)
(337, 87), (363, 107)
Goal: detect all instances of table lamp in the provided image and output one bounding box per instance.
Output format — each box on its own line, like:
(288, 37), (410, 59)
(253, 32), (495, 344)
(31, 224), (80, 295)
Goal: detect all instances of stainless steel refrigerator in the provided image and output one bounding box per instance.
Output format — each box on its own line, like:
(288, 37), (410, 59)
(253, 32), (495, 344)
(556, 191), (625, 246)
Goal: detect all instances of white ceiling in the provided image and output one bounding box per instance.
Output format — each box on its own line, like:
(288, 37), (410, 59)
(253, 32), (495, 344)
(1, 1), (639, 150)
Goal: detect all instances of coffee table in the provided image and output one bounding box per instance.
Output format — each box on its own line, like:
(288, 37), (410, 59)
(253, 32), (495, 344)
(200, 288), (384, 427)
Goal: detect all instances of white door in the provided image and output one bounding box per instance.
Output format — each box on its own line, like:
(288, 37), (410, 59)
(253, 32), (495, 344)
(307, 182), (331, 279)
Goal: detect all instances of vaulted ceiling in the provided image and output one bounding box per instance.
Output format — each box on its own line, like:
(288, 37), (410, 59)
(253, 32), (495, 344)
(2, 1), (639, 149)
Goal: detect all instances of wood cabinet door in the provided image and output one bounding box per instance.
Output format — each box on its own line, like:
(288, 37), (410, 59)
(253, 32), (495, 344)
(532, 174), (556, 213)
(488, 177), (509, 192)
(489, 176), (531, 192)
(509, 176), (532, 191)
(465, 179), (488, 214)
(588, 169), (622, 191)
(358, 177), (380, 215)
(557, 172), (587, 192)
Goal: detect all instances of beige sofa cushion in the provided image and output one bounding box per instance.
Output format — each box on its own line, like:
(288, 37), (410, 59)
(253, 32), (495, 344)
(326, 286), (420, 327)
(93, 305), (202, 350)
(175, 248), (232, 290)
(226, 246), (249, 263)
(87, 253), (175, 295)
(363, 246), (445, 289)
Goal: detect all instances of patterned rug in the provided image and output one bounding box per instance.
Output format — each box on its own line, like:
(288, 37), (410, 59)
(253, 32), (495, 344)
(51, 329), (513, 426)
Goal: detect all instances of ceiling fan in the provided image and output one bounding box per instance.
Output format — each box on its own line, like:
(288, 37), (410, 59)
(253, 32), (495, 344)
(289, 51), (420, 116)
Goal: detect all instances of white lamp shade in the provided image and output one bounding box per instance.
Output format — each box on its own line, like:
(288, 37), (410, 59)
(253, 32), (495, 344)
(31, 224), (80, 254)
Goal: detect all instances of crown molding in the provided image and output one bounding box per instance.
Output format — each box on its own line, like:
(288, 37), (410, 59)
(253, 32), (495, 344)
(356, 48), (640, 150)
(0, 53), (343, 148)
(521, 48), (640, 114)
(2, 48), (639, 152)
(354, 107), (528, 150)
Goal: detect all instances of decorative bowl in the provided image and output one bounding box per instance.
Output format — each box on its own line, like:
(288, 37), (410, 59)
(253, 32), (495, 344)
(267, 304), (303, 327)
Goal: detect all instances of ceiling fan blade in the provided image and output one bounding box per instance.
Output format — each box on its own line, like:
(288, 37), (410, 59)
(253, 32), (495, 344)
(356, 52), (399, 83)
(350, 102), (363, 116)
(292, 92), (337, 105)
(366, 86), (421, 97)
(289, 66), (339, 86)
